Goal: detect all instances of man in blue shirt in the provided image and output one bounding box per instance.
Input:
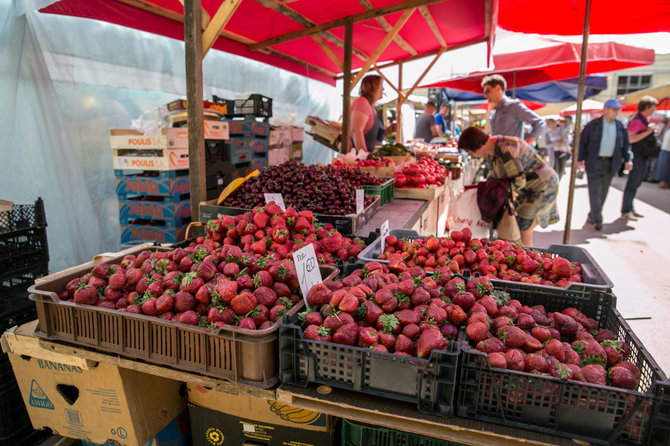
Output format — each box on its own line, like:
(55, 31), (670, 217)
(577, 99), (633, 230)
(434, 103), (450, 135)
(481, 74), (546, 144)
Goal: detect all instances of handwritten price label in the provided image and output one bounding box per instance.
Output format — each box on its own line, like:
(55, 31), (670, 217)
(292, 244), (322, 307)
(264, 193), (286, 211)
(380, 220), (390, 252)
(356, 189), (365, 214)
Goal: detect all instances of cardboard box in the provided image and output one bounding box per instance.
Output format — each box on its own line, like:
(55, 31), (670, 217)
(291, 126), (304, 143)
(120, 220), (189, 244)
(118, 198), (191, 223)
(290, 143), (302, 161)
(113, 148), (190, 171)
(110, 122), (229, 150)
(268, 148), (289, 166)
(188, 385), (336, 446)
(269, 128), (291, 147)
(7, 353), (186, 445)
(80, 407), (191, 446)
(114, 170), (190, 198)
(225, 116), (270, 137)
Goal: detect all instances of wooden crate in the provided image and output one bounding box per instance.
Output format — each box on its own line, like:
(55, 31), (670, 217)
(393, 184), (445, 201)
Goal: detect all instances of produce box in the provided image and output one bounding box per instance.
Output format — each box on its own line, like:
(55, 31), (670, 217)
(269, 147), (289, 166)
(120, 218), (190, 244)
(199, 195), (381, 237)
(78, 407), (191, 446)
(110, 123), (229, 149)
(393, 184), (445, 201)
(358, 231), (614, 294)
(341, 419), (465, 446)
(456, 281), (669, 446)
(118, 197), (190, 224)
(0, 198), (49, 281)
(3, 325), (186, 445)
(305, 116), (340, 145)
(361, 178), (394, 207)
(291, 126), (304, 143)
(226, 137), (268, 157)
(188, 385), (336, 446)
(269, 127), (291, 147)
(113, 147), (189, 171)
(27, 247), (338, 387)
(279, 313), (460, 417)
(290, 142), (303, 160)
(114, 170), (190, 199)
(251, 154), (268, 171)
(224, 116), (270, 137)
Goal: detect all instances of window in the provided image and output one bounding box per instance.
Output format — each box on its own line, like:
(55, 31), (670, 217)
(617, 75), (652, 95)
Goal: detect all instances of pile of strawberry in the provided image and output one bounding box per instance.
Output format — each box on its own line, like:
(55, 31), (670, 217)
(393, 157), (447, 189)
(379, 229), (584, 288)
(60, 243), (306, 331)
(204, 202), (366, 265)
(463, 284), (640, 390)
(299, 261), (475, 359)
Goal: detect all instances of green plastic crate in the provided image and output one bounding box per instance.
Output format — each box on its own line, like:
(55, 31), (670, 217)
(341, 419), (466, 446)
(362, 177), (394, 207)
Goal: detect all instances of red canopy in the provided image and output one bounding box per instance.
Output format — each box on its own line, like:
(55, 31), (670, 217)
(498, 0), (670, 35)
(40, 0), (494, 85)
(422, 41), (654, 92)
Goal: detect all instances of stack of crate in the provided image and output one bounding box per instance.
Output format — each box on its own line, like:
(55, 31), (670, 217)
(268, 125), (304, 165)
(0, 198), (51, 446)
(222, 115), (270, 176)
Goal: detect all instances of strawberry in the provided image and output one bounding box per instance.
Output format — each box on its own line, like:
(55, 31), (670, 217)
(515, 313), (536, 330)
(323, 313), (344, 331)
(478, 296), (499, 317)
(416, 328), (444, 358)
(253, 211), (269, 229)
(601, 340), (624, 368)
(551, 312), (578, 338)
(410, 287), (431, 306)
(141, 297), (158, 316)
(304, 311), (323, 326)
(294, 216), (311, 234)
(108, 273), (127, 291)
(452, 292), (475, 311)
(504, 348), (526, 371)
(307, 284), (332, 306)
(565, 364), (586, 382)
(249, 305), (269, 326)
(545, 339), (566, 362)
(548, 360), (572, 380)
(476, 338), (505, 353)
(443, 277), (466, 298)
(493, 316), (513, 332)
(253, 287), (277, 307)
(424, 303), (447, 325)
(376, 314), (401, 334)
(617, 361), (641, 382)
(338, 294), (359, 313)
(466, 322), (489, 342)
(174, 291), (195, 312)
(238, 317), (257, 330)
(524, 353), (548, 373)
(562, 307), (595, 331)
(609, 366), (637, 390)
(581, 364), (607, 385)
(488, 352), (507, 369)
(176, 310), (199, 325)
(596, 329), (617, 343)
(92, 263), (110, 279)
(551, 257), (572, 277)
(74, 284), (98, 305)
(522, 333), (543, 352)
(378, 333), (397, 351)
(195, 285), (211, 305)
(231, 292), (257, 315)
(358, 327), (379, 347)
(237, 274), (254, 290)
(448, 305), (467, 326)
(269, 305), (286, 322)
(394, 334), (416, 355)
(466, 277), (493, 299)
(215, 280), (238, 303)
(303, 325), (331, 341)
(207, 307), (224, 324)
(88, 276), (106, 290)
(180, 273), (204, 294)
(401, 323), (420, 341)
(530, 326), (552, 343)
(332, 323), (357, 345)
(395, 309), (421, 326)
(498, 325), (526, 348)
(196, 261), (217, 282)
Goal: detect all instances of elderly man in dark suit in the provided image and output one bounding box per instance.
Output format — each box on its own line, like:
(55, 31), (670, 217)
(577, 99), (633, 230)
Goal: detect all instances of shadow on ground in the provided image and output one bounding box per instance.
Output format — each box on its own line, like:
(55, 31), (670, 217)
(534, 218), (635, 247)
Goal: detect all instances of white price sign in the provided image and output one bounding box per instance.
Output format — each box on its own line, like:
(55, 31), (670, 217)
(380, 220), (390, 252)
(356, 189), (365, 214)
(264, 193), (286, 211)
(292, 243), (322, 307)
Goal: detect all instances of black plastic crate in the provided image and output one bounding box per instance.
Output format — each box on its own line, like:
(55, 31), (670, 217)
(279, 315), (460, 417)
(231, 94), (272, 118)
(0, 198), (47, 236)
(0, 262), (48, 300)
(0, 383), (29, 437)
(341, 419), (466, 446)
(456, 282), (667, 445)
(0, 227), (49, 278)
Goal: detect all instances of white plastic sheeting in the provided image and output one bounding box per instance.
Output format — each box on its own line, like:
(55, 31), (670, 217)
(0, 0), (340, 272)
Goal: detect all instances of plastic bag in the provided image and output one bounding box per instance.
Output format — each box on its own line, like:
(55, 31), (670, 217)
(452, 187), (491, 239)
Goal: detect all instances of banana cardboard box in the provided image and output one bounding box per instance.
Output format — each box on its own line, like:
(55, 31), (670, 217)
(187, 384), (336, 446)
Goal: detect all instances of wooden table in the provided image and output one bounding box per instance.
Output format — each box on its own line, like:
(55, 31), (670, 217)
(2, 321), (578, 446)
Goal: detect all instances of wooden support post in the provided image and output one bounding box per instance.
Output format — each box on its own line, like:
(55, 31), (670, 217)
(349, 8), (414, 92)
(202, 0), (243, 57)
(184, 0), (206, 220)
(564, 0), (592, 244)
(341, 17), (353, 154)
(397, 62), (403, 143)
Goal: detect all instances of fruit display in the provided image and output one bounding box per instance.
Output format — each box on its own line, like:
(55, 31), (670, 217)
(204, 203), (367, 264)
(299, 261), (466, 359)
(462, 287), (639, 390)
(379, 230), (585, 287)
(392, 157), (447, 189)
(332, 157), (394, 168)
(57, 243), (306, 331)
(221, 161), (380, 215)
(373, 143), (409, 157)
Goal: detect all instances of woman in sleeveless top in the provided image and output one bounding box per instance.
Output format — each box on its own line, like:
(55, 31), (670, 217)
(350, 75), (385, 152)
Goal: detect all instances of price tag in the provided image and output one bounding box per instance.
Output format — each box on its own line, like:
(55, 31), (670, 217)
(356, 189), (365, 214)
(264, 193), (286, 211)
(292, 244), (322, 307)
(380, 220), (390, 252)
